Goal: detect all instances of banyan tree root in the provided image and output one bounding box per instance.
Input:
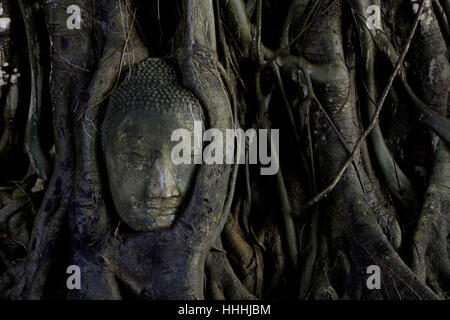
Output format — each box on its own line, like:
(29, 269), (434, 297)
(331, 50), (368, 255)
(350, 0), (418, 212)
(69, 0), (234, 299)
(211, 0), (448, 300)
(286, 1), (437, 299)
(1, 0), (149, 299)
(18, 0), (50, 182)
(69, 0), (148, 299)
(408, 0), (450, 297)
(3, 0), (97, 299)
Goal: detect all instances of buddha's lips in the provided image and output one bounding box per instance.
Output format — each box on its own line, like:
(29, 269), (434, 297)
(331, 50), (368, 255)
(144, 197), (182, 216)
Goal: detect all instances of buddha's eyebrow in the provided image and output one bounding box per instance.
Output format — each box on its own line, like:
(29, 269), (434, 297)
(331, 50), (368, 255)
(116, 132), (142, 147)
(127, 139), (146, 151)
(119, 125), (144, 141)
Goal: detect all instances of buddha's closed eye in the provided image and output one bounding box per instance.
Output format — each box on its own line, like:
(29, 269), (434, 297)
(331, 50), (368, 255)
(117, 152), (147, 169)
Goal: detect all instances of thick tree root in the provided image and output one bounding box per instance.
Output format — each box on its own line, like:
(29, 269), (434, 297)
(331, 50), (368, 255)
(18, 0), (50, 181)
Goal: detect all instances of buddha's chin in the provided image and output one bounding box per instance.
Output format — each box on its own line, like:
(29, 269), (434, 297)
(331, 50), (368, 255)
(122, 207), (177, 232)
(117, 198), (182, 231)
(145, 213), (176, 231)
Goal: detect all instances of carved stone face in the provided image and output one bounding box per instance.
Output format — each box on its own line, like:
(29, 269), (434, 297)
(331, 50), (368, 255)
(104, 110), (199, 232)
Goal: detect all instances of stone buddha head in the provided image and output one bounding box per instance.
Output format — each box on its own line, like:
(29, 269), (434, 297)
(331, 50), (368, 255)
(101, 58), (202, 232)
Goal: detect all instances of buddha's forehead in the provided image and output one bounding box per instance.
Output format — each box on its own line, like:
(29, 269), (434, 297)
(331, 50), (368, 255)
(107, 110), (199, 148)
(118, 109), (197, 130)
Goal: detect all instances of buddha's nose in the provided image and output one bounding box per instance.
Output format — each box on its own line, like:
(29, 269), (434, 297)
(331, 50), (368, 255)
(147, 158), (181, 198)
